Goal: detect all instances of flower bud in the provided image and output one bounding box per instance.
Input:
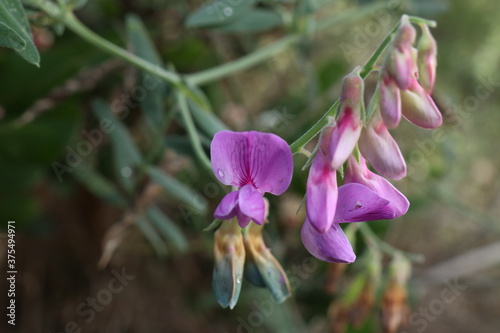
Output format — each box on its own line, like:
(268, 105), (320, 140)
(359, 109), (407, 180)
(401, 78), (442, 129)
(385, 15), (416, 90)
(380, 255), (411, 333)
(379, 73), (402, 129)
(212, 219), (245, 309)
(329, 66), (364, 169)
(243, 222), (291, 304)
(417, 24), (437, 94)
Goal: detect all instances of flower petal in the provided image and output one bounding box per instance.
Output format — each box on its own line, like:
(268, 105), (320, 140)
(306, 152), (338, 233)
(238, 184), (265, 225)
(359, 111), (407, 180)
(379, 75), (402, 129)
(345, 156), (409, 218)
(214, 191), (239, 220)
(247, 131), (294, 195)
(210, 130), (250, 187)
(301, 218), (356, 263)
(334, 183), (392, 223)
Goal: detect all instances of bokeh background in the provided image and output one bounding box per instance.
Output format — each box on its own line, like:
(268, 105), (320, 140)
(1, 0), (500, 332)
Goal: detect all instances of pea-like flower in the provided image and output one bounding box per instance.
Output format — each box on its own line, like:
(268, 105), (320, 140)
(301, 155), (409, 263)
(211, 130), (293, 227)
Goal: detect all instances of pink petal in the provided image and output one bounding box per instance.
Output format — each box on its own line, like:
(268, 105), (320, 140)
(334, 183), (392, 223)
(359, 111), (407, 180)
(238, 184), (265, 225)
(379, 75), (402, 129)
(211, 131), (250, 187)
(214, 191), (239, 220)
(329, 107), (362, 169)
(345, 156), (409, 218)
(306, 151), (338, 233)
(246, 131), (293, 195)
(210, 131), (293, 195)
(301, 218), (356, 263)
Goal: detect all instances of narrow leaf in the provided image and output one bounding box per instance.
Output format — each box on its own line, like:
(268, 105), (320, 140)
(126, 14), (168, 130)
(135, 215), (168, 258)
(92, 99), (143, 192)
(147, 166), (207, 214)
(72, 164), (127, 207)
(186, 0), (256, 28)
(146, 205), (188, 252)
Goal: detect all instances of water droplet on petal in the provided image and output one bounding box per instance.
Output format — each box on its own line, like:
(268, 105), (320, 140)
(217, 168), (225, 178)
(236, 275), (242, 284)
(223, 7), (233, 16)
(354, 201), (363, 209)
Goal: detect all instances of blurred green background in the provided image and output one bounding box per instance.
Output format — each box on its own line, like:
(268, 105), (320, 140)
(1, 0), (500, 332)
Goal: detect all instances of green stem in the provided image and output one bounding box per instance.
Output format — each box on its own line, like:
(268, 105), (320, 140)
(176, 91), (213, 171)
(359, 224), (424, 263)
(289, 16), (403, 154)
(186, 35), (300, 86)
(61, 12), (181, 85)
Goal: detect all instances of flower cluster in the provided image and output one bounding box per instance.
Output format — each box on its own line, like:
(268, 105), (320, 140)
(302, 16), (440, 263)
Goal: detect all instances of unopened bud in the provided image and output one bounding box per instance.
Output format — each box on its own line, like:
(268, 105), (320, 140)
(385, 15), (417, 90)
(212, 219), (245, 309)
(329, 66), (364, 169)
(243, 222), (291, 304)
(359, 109), (407, 180)
(417, 24), (438, 94)
(378, 73), (402, 129)
(401, 78), (442, 129)
(380, 254), (411, 333)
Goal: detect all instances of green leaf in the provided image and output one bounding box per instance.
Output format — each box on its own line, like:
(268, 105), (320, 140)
(72, 164), (127, 206)
(147, 166), (207, 215)
(0, 0), (40, 66)
(92, 99), (143, 192)
(135, 215), (168, 258)
(186, 0), (256, 28)
(146, 205), (188, 252)
(215, 9), (283, 33)
(126, 14), (168, 130)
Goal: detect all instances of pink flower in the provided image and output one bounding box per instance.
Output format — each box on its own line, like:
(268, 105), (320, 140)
(417, 24), (437, 94)
(359, 110), (407, 180)
(301, 156), (409, 263)
(211, 131), (293, 228)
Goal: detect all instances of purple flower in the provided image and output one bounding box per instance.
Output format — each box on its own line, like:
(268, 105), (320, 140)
(306, 135), (338, 233)
(211, 130), (293, 228)
(301, 156), (409, 263)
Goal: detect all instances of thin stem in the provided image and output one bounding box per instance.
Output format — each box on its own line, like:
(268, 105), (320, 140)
(186, 1), (391, 86)
(289, 19), (400, 154)
(62, 12), (181, 86)
(186, 35), (300, 86)
(176, 91), (213, 172)
(359, 224), (424, 263)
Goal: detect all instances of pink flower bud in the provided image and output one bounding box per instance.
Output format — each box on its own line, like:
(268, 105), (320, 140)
(401, 78), (442, 129)
(329, 67), (364, 169)
(417, 24), (437, 94)
(385, 16), (416, 90)
(359, 110), (406, 180)
(379, 73), (402, 129)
